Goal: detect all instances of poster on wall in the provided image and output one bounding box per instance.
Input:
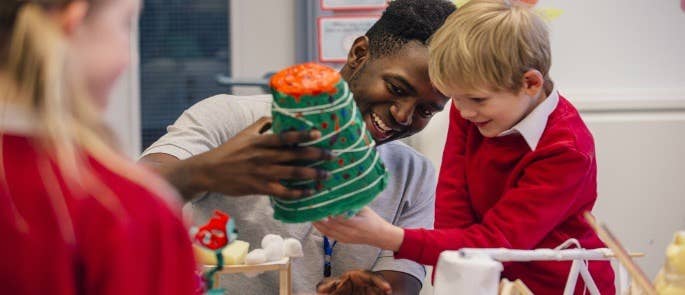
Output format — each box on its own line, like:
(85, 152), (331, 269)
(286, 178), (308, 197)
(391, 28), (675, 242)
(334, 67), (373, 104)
(318, 16), (379, 63)
(321, 0), (388, 11)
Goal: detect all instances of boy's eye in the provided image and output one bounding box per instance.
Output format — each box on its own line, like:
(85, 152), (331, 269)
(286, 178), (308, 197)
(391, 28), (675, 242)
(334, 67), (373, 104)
(471, 97), (486, 103)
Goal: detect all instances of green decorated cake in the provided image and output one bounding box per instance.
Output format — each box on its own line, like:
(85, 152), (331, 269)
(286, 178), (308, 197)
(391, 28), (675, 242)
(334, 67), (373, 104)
(269, 63), (389, 223)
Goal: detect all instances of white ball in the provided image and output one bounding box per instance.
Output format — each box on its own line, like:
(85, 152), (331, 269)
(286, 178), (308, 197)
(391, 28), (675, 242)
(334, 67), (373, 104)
(261, 234), (284, 249)
(264, 242), (285, 262)
(284, 238), (303, 258)
(245, 249), (267, 265)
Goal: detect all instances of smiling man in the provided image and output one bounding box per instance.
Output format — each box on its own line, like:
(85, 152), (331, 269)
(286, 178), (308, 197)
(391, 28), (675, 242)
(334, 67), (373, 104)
(139, 0), (455, 294)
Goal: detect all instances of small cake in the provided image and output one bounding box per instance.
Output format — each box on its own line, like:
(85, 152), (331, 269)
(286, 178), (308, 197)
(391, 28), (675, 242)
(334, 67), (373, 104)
(269, 63), (389, 223)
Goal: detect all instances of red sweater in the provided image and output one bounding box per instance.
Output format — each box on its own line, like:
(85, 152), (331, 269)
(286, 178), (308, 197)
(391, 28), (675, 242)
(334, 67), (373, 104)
(0, 134), (197, 295)
(396, 96), (615, 294)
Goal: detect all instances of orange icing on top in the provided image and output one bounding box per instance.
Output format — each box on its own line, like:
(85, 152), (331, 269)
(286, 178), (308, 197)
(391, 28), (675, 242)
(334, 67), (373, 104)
(270, 63), (341, 102)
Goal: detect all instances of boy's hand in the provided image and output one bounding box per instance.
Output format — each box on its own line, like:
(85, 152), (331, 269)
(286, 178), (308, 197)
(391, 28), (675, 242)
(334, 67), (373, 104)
(316, 270), (391, 295)
(313, 207), (404, 252)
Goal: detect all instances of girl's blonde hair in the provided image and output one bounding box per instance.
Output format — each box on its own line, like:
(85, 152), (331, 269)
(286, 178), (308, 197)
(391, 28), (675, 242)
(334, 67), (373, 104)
(0, 1), (179, 243)
(428, 0), (552, 94)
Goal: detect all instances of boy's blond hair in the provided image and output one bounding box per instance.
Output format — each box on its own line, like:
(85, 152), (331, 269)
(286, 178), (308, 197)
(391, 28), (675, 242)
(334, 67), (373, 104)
(429, 0), (551, 94)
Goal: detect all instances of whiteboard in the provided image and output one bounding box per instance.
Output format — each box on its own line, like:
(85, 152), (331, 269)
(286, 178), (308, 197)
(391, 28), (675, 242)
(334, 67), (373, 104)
(541, 0), (685, 109)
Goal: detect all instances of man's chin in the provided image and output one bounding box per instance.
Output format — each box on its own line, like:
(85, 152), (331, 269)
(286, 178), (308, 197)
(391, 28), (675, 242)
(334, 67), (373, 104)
(372, 133), (403, 146)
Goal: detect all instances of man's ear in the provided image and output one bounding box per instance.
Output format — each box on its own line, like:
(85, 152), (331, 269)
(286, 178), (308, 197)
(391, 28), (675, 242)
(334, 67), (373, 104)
(521, 69), (544, 98)
(54, 0), (89, 36)
(346, 36), (371, 70)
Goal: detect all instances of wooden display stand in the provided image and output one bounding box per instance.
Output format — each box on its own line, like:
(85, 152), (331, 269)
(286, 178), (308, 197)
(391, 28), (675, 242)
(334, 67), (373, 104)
(206, 257), (292, 295)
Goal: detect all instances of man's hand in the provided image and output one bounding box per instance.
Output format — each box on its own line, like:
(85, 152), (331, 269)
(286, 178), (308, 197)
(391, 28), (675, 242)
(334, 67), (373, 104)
(316, 270), (391, 295)
(141, 117), (333, 200)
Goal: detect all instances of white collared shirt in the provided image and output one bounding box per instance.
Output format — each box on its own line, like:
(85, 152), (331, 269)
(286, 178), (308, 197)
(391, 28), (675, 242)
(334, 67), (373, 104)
(498, 88), (560, 151)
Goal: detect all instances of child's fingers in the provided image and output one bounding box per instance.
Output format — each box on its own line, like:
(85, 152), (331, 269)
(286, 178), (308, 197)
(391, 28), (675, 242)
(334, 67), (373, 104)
(313, 220), (345, 239)
(326, 219), (363, 239)
(312, 221), (330, 234)
(357, 206), (372, 215)
(330, 215), (350, 223)
(327, 215), (357, 230)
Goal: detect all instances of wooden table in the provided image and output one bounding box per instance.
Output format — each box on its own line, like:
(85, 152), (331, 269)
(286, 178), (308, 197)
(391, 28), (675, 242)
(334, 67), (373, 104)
(206, 257), (292, 295)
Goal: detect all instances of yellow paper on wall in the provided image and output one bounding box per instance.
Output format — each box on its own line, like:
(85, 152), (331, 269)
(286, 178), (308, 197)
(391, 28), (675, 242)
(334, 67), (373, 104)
(538, 8), (564, 21)
(453, 0), (471, 8)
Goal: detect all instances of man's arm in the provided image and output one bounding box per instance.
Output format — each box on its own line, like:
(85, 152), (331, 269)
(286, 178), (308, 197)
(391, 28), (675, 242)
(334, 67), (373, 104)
(371, 150), (437, 294)
(139, 152), (206, 201)
(140, 117), (333, 202)
(141, 117), (334, 202)
(139, 94), (335, 201)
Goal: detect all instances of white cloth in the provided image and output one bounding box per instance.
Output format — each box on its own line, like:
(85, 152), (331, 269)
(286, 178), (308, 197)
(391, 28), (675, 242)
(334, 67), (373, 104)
(498, 88), (560, 150)
(434, 251), (503, 295)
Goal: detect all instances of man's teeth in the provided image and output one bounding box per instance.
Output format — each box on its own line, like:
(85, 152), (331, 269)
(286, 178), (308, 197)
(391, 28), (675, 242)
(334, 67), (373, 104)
(372, 113), (392, 133)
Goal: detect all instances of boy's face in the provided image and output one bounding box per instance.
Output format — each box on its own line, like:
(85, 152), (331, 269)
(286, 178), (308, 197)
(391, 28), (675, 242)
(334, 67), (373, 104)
(345, 41), (449, 145)
(448, 85), (542, 137)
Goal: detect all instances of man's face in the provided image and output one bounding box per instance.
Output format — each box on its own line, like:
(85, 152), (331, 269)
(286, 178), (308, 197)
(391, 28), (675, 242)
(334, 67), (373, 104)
(345, 41), (449, 145)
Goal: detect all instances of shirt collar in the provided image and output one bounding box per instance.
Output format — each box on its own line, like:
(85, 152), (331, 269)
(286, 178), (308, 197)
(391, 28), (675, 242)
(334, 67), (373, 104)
(498, 88), (559, 150)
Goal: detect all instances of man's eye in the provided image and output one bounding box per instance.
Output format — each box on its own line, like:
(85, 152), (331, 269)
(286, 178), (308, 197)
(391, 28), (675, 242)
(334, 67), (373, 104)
(387, 83), (406, 96)
(417, 106), (434, 118)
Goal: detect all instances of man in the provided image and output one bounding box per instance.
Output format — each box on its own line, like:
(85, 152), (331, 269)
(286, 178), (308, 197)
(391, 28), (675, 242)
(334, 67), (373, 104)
(140, 0), (455, 294)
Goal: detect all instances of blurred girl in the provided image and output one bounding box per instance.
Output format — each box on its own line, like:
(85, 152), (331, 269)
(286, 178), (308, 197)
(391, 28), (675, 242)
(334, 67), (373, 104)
(0, 0), (197, 293)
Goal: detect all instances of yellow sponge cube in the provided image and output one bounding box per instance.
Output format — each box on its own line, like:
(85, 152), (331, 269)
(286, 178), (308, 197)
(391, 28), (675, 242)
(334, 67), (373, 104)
(194, 240), (250, 265)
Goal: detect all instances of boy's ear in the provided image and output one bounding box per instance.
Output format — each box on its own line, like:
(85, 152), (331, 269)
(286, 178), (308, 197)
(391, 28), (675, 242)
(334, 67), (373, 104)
(55, 0), (89, 36)
(522, 69), (544, 98)
(346, 36), (371, 70)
